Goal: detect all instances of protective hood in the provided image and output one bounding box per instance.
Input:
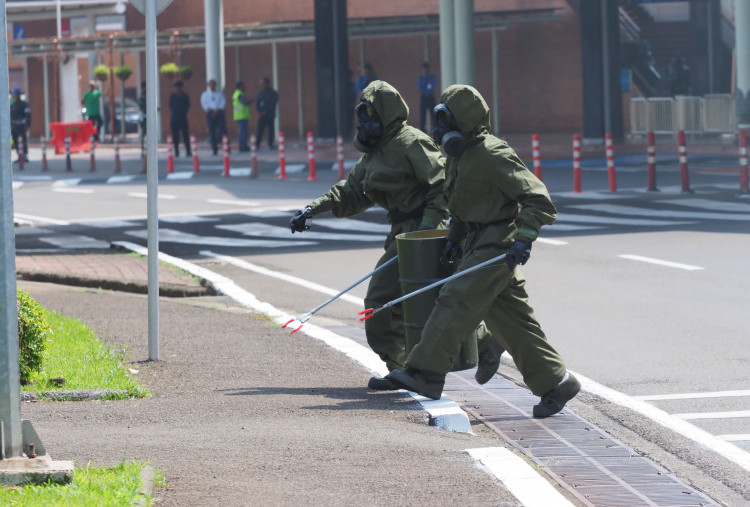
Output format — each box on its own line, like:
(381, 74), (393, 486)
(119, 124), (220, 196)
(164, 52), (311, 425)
(439, 85), (491, 138)
(359, 80), (409, 135)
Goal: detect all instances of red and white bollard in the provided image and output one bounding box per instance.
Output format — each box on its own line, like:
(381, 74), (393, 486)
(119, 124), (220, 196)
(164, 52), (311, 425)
(278, 131), (287, 180)
(531, 134), (541, 180)
(646, 131), (657, 191)
(114, 137), (122, 173)
(191, 135), (200, 173)
(17, 136), (25, 170)
(605, 132), (616, 192)
(336, 135), (345, 180)
(41, 136), (48, 171)
(167, 134), (175, 174)
(739, 130), (748, 194)
(677, 130), (692, 193)
(65, 136), (72, 172)
(250, 135), (258, 178)
(307, 131), (318, 181)
(573, 134), (582, 193)
(89, 136), (96, 172)
(222, 134), (230, 177)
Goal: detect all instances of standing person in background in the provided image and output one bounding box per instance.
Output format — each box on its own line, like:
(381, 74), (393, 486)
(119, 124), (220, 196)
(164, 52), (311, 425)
(233, 81), (252, 152)
(200, 79), (227, 156)
(255, 77), (278, 150)
(81, 81), (103, 142)
(10, 88), (30, 163)
(357, 62), (377, 95)
(169, 80), (191, 157)
(417, 61), (437, 132)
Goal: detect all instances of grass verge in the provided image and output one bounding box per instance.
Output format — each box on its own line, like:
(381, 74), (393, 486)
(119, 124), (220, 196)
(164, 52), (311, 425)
(22, 310), (148, 399)
(0, 461), (165, 506)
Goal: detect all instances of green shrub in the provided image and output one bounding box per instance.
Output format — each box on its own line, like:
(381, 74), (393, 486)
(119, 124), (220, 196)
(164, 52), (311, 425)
(16, 290), (50, 385)
(93, 64), (110, 82)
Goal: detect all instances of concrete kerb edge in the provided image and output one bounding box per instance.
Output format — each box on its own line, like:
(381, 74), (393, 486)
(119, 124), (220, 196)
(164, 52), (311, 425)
(111, 241), (473, 434)
(134, 465), (156, 507)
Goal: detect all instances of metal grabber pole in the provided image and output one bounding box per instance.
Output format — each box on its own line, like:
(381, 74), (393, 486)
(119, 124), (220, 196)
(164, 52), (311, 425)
(283, 255), (400, 334)
(358, 252), (508, 321)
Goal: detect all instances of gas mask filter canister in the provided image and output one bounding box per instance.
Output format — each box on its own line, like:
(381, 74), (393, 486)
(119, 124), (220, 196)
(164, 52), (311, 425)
(432, 103), (465, 156)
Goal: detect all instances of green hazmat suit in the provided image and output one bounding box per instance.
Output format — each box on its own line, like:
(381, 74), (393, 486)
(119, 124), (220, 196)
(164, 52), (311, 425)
(405, 85), (567, 395)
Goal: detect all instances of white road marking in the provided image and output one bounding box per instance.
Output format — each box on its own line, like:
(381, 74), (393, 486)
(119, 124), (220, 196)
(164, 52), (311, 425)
(13, 227), (54, 235)
(127, 192), (177, 200)
(536, 237), (568, 246)
(718, 434), (750, 442)
(274, 163), (306, 175)
(546, 224), (603, 232)
(12, 213), (70, 226)
(556, 213), (695, 226)
(159, 215), (219, 224)
(126, 229), (316, 248)
(217, 222), (384, 242)
(571, 203), (750, 221)
(107, 175), (138, 184)
(635, 390), (750, 401)
(657, 198), (750, 213)
(241, 210), (292, 218)
(552, 191), (628, 200)
(166, 172), (194, 180)
(200, 250), (365, 306)
(13, 175), (52, 181)
(574, 371), (750, 473)
(466, 447), (573, 507)
(53, 179), (82, 186)
(114, 241), (471, 434)
(12, 182), (23, 190)
(79, 220), (139, 228)
(52, 187), (95, 194)
(674, 410), (750, 420)
(38, 235), (110, 249)
(206, 198), (260, 207)
(225, 168), (252, 177)
(314, 218), (393, 234)
(618, 254), (703, 271)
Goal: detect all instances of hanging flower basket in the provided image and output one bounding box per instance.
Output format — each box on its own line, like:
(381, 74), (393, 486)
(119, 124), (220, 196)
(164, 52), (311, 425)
(114, 65), (133, 81)
(160, 62), (179, 79)
(93, 64), (110, 82)
(178, 65), (193, 80)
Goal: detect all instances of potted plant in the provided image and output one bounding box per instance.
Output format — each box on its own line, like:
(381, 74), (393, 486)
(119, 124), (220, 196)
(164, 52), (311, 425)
(160, 62), (179, 79)
(93, 64), (110, 82)
(114, 65), (132, 81)
(178, 65), (193, 80)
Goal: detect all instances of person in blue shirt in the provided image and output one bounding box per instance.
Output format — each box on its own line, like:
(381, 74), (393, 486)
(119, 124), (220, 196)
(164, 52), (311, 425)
(417, 61), (437, 132)
(356, 62), (377, 95)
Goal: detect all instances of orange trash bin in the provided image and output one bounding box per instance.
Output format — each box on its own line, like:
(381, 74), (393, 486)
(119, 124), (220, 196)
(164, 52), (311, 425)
(49, 121), (97, 154)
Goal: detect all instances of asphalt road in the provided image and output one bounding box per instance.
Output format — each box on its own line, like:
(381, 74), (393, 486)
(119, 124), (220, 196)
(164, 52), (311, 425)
(11, 153), (750, 502)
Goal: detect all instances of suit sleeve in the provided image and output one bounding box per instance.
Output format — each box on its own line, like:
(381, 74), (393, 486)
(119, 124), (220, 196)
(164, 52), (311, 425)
(308, 158), (374, 218)
(407, 138), (448, 230)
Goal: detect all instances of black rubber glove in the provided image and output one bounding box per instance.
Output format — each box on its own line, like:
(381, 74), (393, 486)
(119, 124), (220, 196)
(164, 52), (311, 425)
(506, 240), (532, 267)
(290, 206), (313, 233)
(440, 240), (463, 266)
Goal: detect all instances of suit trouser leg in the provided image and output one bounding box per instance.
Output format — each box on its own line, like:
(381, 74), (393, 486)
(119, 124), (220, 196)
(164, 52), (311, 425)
(406, 248), (566, 395)
(181, 121), (191, 155)
(207, 114), (218, 154)
(170, 121), (180, 156)
(364, 241), (406, 371)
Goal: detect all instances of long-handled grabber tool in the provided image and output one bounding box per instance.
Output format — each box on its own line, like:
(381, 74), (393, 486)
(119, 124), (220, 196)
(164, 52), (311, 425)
(283, 255), (400, 334)
(358, 252), (507, 321)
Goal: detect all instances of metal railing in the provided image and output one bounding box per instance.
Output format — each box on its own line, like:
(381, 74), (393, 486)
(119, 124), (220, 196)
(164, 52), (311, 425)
(630, 95), (736, 135)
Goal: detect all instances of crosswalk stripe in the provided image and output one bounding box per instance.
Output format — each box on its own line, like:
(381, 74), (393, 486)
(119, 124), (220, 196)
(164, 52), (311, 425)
(556, 213), (695, 226)
(635, 390), (750, 401)
(38, 235), (110, 249)
(314, 218), (392, 234)
(126, 228), (317, 248)
(217, 222), (384, 242)
(674, 410), (750, 420)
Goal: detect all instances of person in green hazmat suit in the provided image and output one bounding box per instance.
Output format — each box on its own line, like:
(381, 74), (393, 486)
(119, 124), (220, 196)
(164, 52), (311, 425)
(289, 80), (503, 390)
(386, 85), (580, 418)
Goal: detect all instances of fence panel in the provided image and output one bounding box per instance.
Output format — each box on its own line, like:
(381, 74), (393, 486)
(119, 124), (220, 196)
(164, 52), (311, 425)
(647, 98), (675, 134)
(703, 94), (736, 133)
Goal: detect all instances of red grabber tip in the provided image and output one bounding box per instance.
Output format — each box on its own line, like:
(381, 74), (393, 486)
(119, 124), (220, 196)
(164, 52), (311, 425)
(283, 318), (295, 329)
(290, 324), (303, 334)
(358, 308), (375, 321)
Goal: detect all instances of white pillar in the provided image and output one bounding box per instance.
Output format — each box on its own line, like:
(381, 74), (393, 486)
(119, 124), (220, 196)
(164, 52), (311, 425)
(204, 0), (225, 89)
(439, 0), (455, 89)
(736, 0), (750, 128)
(272, 41), (279, 141)
(454, 0), (474, 86)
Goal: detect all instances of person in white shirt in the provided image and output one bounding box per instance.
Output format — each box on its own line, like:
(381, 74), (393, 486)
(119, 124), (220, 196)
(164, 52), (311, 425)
(200, 79), (228, 155)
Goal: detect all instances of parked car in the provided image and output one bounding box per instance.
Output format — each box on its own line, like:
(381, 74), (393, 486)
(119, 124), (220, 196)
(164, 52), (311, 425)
(82, 97), (141, 134)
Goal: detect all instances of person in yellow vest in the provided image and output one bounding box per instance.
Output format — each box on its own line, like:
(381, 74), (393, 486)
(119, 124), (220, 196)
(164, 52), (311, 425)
(233, 81), (252, 152)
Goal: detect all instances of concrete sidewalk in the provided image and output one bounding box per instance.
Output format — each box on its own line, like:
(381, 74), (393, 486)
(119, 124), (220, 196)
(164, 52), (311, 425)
(15, 252), (537, 506)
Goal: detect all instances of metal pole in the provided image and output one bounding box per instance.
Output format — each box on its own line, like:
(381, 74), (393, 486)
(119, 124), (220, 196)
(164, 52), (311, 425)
(491, 28), (499, 135)
(601, 0), (612, 136)
(332, 5), (341, 136)
(55, 0), (61, 38)
(204, 0), (223, 86)
(736, 0), (750, 129)
(439, 0), (455, 88)
(0, 0), (23, 459)
(454, 0), (475, 86)
(43, 55), (50, 141)
(272, 41), (279, 142)
(296, 41), (303, 139)
(145, 0), (160, 361)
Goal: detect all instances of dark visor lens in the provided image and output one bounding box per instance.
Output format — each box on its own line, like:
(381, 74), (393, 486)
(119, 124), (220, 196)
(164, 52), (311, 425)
(356, 102), (375, 122)
(434, 104), (452, 128)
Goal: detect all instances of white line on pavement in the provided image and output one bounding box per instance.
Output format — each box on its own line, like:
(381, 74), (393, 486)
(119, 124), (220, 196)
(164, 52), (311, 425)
(107, 175), (138, 184)
(657, 198), (750, 213)
(718, 434), (750, 442)
(574, 371), (750, 473)
(536, 237), (568, 246)
(206, 198), (260, 207)
(673, 410), (750, 420)
(618, 254), (703, 271)
(12, 181), (23, 190)
(200, 250), (365, 306)
(114, 241), (472, 434)
(466, 447), (573, 507)
(53, 187), (95, 194)
(635, 390), (750, 401)
(12, 213), (70, 226)
(127, 192), (177, 200)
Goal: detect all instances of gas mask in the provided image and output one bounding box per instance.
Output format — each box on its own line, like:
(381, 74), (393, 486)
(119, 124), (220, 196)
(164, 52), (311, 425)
(354, 101), (384, 150)
(431, 103), (465, 156)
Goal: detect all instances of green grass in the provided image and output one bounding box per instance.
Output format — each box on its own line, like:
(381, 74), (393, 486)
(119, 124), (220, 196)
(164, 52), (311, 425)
(22, 310), (148, 399)
(0, 461), (164, 506)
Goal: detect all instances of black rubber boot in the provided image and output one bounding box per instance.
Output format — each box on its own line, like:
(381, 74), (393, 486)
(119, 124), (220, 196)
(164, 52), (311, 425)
(475, 340), (504, 385)
(385, 368), (445, 400)
(367, 376), (399, 390)
(532, 372), (581, 418)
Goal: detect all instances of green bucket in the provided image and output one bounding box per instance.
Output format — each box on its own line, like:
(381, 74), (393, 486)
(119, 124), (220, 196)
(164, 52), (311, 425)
(395, 229), (478, 371)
